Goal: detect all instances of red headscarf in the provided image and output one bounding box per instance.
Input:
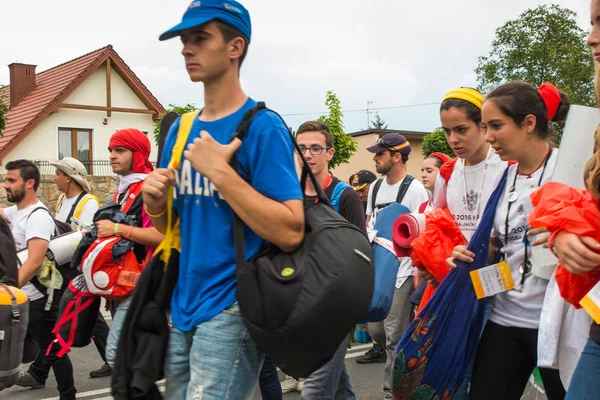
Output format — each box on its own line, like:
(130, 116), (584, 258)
(108, 128), (154, 174)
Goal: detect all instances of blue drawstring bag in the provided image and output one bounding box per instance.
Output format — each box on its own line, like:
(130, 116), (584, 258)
(391, 168), (509, 399)
(361, 203), (410, 323)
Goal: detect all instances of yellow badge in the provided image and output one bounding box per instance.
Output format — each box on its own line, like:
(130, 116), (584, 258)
(470, 261), (515, 299)
(281, 267), (295, 277)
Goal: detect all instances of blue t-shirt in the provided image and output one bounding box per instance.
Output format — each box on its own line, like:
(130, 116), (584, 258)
(160, 98), (302, 331)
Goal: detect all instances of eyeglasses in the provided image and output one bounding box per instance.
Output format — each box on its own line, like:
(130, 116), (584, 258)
(297, 145), (332, 155)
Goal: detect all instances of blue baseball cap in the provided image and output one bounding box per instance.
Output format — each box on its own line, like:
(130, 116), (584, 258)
(159, 0), (251, 41)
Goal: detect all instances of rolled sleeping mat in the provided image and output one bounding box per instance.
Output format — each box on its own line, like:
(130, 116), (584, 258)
(392, 213), (426, 257)
(0, 284), (29, 390)
(17, 231), (83, 267)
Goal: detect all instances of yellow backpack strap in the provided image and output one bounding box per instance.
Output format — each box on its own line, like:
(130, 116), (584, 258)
(55, 194), (65, 214)
(169, 111), (198, 169)
(73, 194), (100, 220)
(159, 111), (199, 263)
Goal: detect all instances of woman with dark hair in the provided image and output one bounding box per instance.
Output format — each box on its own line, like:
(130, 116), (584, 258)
(450, 81), (569, 399)
(433, 88), (508, 243)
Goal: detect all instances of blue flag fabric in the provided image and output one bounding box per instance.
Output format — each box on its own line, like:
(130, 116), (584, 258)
(391, 168), (509, 399)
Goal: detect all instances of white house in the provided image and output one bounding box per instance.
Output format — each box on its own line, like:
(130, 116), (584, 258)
(0, 45), (165, 175)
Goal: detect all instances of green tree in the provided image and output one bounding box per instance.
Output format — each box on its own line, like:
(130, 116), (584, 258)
(153, 103), (198, 146)
(317, 90), (357, 169)
(0, 86), (7, 137)
(422, 128), (453, 158)
(476, 4), (594, 105)
(476, 5), (594, 145)
(371, 112), (388, 129)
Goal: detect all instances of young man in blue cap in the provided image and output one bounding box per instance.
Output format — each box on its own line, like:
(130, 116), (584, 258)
(143, 1), (304, 398)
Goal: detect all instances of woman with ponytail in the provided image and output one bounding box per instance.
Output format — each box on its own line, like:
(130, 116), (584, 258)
(450, 81), (569, 399)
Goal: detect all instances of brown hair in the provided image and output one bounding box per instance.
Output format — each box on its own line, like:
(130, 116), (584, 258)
(215, 21), (249, 70)
(296, 121), (334, 148)
(485, 81), (570, 140)
(585, 65), (600, 199)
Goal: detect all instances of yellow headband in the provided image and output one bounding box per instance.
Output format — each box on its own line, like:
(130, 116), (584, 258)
(442, 88), (484, 110)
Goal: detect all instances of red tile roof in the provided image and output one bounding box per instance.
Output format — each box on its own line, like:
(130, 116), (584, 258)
(0, 45), (164, 163)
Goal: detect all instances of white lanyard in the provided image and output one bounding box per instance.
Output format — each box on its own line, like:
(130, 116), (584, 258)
(459, 147), (494, 220)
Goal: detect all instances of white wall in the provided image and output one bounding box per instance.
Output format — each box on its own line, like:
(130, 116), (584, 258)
(1, 63), (160, 174)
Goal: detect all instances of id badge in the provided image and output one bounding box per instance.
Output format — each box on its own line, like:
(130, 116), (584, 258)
(470, 261), (515, 299)
(580, 280), (600, 324)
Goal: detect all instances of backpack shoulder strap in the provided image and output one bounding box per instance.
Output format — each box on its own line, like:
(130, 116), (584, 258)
(66, 192), (87, 224)
(55, 194), (66, 214)
(26, 207), (57, 237)
(371, 178), (383, 212)
(330, 181), (351, 212)
(170, 111), (199, 169)
(232, 101), (267, 143)
(396, 175), (415, 204)
(73, 194), (99, 220)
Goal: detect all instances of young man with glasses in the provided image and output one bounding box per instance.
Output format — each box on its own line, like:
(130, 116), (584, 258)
(277, 120), (365, 397)
(365, 133), (428, 400)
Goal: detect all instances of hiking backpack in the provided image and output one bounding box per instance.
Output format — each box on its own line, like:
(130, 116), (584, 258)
(81, 235), (142, 300)
(0, 284), (29, 390)
(370, 175), (415, 212)
(232, 103), (375, 377)
(330, 181), (351, 213)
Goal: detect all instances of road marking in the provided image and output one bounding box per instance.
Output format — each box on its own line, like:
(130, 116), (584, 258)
(44, 344), (374, 399)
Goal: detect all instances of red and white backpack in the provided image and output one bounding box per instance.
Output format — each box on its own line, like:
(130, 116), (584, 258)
(81, 236), (142, 300)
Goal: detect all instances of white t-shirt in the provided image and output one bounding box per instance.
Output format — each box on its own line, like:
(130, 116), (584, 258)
(366, 175), (429, 288)
(55, 193), (100, 229)
(488, 149), (559, 329)
(433, 152), (507, 242)
(4, 201), (55, 301)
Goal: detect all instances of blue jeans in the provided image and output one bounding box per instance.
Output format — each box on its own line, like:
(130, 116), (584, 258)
(259, 356), (282, 400)
(300, 334), (356, 400)
(566, 338), (600, 399)
(105, 296), (133, 368)
(164, 302), (264, 400)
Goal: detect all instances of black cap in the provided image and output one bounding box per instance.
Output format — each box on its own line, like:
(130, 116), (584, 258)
(350, 170), (377, 190)
(367, 133), (411, 155)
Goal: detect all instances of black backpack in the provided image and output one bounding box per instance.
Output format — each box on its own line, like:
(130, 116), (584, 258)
(370, 175), (415, 212)
(231, 103), (375, 377)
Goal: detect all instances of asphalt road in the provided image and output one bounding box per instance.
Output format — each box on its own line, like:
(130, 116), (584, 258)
(1, 340), (548, 400)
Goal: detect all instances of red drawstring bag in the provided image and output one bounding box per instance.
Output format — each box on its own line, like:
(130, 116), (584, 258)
(529, 182), (600, 308)
(407, 208), (465, 283)
(401, 208), (466, 313)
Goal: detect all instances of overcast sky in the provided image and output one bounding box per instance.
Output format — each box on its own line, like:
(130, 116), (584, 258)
(0, 0), (592, 134)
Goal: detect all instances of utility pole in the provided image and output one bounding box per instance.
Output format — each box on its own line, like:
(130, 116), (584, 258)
(367, 100), (374, 129)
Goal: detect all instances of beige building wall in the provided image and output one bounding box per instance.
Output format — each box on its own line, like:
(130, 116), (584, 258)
(332, 133), (425, 183)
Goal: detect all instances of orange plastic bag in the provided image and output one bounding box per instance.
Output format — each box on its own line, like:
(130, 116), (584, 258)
(409, 208), (466, 284)
(529, 182), (600, 308)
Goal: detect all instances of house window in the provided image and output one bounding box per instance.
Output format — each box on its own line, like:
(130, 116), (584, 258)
(58, 128), (93, 173)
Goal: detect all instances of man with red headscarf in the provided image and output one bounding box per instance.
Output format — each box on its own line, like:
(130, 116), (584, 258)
(96, 128), (164, 369)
